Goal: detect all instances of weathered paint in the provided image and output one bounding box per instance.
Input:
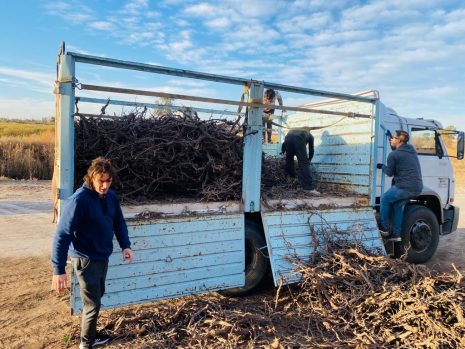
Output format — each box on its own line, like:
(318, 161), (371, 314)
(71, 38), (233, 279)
(262, 207), (385, 286)
(286, 99), (375, 197)
(56, 54), (75, 215)
(242, 82), (264, 212)
(70, 213), (245, 314)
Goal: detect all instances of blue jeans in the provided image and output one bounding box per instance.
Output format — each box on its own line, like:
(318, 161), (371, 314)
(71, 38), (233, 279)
(380, 186), (414, 237)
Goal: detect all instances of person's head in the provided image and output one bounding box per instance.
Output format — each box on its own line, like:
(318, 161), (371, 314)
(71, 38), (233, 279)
(264, 88), (276, 101)
(84, 157), (116, 196)
(389, 130), (409, 148)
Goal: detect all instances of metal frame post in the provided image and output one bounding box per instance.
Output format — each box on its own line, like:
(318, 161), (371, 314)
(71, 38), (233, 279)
(56, 53), (76, 215)
(370, 100), (381, 207)
(242, 81), (264, 212)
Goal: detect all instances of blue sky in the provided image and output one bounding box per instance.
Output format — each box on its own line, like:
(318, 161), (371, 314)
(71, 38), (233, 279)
(0, 0), (464, 128)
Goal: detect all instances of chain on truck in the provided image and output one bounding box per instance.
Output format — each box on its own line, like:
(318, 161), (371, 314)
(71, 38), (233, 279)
(53, 42), (464, 314)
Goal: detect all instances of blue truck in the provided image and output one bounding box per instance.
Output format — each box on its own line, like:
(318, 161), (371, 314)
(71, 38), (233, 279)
(53, 44), (463, 314)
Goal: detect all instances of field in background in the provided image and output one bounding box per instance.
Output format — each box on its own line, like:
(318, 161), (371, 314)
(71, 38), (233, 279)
(0, 119), (54, 179)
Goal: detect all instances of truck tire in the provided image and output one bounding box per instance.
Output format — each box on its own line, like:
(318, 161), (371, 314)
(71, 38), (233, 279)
(401, 205), (439, 264)
(219, 222), (268, 296)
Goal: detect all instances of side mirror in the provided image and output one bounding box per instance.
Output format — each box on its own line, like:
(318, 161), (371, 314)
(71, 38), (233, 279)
(458, 131), (464, 160)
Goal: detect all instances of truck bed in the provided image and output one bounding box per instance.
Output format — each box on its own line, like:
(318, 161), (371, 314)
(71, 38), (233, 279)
(121, 192), (368, 219)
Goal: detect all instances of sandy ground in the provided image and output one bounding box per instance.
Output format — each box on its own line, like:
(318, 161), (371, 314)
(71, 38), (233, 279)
(0, 179), (464, 348)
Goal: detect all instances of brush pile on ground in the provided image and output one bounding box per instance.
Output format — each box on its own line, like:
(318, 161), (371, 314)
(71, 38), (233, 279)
(70, 243), (465, 348)
(74, 111), (314, 203)
(74, 111), (244, 202)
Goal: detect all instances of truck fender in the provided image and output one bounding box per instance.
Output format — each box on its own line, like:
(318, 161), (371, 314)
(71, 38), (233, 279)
(417, 185), (443, 224)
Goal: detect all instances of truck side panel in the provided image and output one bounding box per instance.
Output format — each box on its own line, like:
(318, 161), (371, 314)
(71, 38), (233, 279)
(286, 100), (375, 196)
(71, 213), (245, 314)
(262, 207), (385, 286)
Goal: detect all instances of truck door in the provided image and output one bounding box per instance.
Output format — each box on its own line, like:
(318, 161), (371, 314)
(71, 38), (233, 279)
(409, 127), (450, 205)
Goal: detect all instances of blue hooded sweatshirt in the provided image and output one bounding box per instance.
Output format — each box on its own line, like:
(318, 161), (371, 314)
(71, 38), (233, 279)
(51, 183), (130, 275)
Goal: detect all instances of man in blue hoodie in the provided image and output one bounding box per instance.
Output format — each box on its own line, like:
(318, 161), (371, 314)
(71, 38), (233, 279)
(377, 130), (423, 241)
(51, 157), (134, 349)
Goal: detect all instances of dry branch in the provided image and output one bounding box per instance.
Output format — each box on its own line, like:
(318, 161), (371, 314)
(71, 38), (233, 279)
(66, 243), (465, 348)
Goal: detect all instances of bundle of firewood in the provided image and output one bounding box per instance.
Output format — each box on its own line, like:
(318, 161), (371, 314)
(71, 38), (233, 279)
(74, 111), (244, 202)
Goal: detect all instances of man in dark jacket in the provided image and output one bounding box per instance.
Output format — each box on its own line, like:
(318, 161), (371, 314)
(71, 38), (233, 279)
(377, 130), (423, 241)
(51, 157), (134, 349)
(282, 129), (318, 192)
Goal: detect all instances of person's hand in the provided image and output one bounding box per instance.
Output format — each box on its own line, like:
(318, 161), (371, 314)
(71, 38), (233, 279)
(376, 163), (384, 169)
(51, 274), (68, 293)
(122, 248), (134, 263)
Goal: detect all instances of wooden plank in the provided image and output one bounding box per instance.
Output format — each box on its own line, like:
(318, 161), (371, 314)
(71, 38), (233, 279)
(262, 207), (385, 287)
(109, 239), (243, 264)
(70, 213), (245, 315)
(73, 274), (244, 311)
(105, 263), (243, 293)
(127, 215), (242, 238)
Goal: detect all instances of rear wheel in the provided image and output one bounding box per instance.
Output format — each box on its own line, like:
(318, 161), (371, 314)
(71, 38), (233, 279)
(219, 222), (268, 296)
(399, 205), (439, 263)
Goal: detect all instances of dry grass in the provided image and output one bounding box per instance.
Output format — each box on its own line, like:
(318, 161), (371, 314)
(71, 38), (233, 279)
(0, 120), (54, 179)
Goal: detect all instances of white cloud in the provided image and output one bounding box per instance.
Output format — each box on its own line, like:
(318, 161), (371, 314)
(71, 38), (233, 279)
(184, 3), (217, 16)
(123, 0), (149, 14)
(33, 0), (465, 128)
(89, 21), (114, 31)
(43, 1), (94, 24)
(0, 67), (53, 89)
(0, 97), (54, 119)
(205, 17), (231, 29)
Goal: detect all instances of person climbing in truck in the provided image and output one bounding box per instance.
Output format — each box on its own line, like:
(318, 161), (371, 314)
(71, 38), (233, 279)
(263, 88), (284, 144)
(281, 129), (319, 194)
(377, 130), (423, 241)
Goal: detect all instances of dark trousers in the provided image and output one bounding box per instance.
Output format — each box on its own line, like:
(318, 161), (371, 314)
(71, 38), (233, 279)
(263, 114), (273, 143)
(284, 135), (314, 190)
(72, 258), (109, 349)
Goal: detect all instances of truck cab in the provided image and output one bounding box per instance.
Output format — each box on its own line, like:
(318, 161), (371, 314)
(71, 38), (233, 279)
(376, 102), (463, 262)
(281, 90), (463, 264)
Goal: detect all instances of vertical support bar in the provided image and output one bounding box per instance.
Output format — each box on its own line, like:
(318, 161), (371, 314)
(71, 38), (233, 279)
(242, 81), (264, 212)
(57, 53), (76, 215)
(370, 100), (381, 207)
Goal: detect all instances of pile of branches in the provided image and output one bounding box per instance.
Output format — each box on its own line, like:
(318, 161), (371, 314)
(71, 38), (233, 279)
(74, 111), (243, 202)
(261, 155), (312, 200)
(67, 243), (465, 348)
(74, 110), (312, 203)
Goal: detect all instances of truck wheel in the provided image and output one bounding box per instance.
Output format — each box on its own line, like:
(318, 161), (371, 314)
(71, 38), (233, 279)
(401, 205), (439, 264)
(219, 222), (268, 296)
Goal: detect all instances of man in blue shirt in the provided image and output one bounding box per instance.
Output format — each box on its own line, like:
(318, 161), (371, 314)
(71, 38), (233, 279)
(51, 157), (134, 349)
(377, 130), (423, 241)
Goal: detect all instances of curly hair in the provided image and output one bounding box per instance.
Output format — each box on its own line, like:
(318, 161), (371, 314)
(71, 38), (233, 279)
(83, 157), (116, 189)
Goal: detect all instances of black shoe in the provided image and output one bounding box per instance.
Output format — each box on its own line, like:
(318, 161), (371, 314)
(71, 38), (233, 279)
(93, 335), (110, 347)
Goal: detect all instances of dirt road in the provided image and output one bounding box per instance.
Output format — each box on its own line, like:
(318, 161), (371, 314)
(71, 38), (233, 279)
(0, 179), (464, 348)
